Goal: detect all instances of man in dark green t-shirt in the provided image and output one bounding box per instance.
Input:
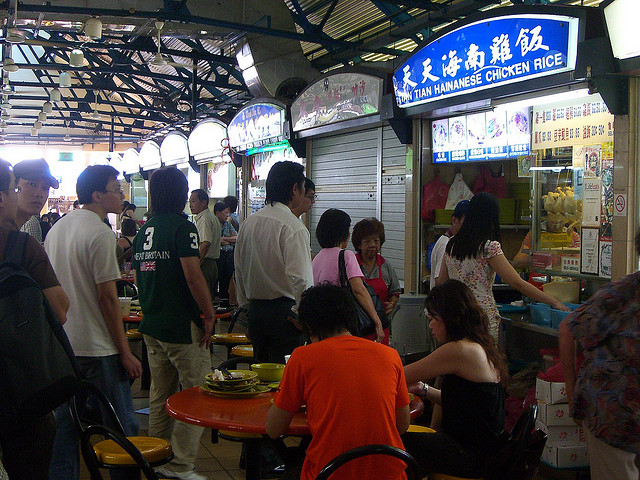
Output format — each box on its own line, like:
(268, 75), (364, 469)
(131, 167), (215, 480)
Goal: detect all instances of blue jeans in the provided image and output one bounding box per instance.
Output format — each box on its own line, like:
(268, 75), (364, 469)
(49, 354), (139, 480)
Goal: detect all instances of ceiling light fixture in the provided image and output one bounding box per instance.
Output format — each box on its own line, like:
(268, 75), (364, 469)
(38, 111), (47, 122)
(0, 112), (10, 121)
(43, 101), (53, 114)
(3, 58), (19, 73)
(30, 127), (38, 137)
(34, 120), (43, 130)
(69, 49), (84, 68)
(64, 121), (71, 141)
(151, 21), (168, 66)
(59, 72), (72, 88)
(1, 100), (11, 110)
(0, 121), (8, 129)
(84, 17), (102, 40)
(7, 2), (26, 44)
(50, 88), (61, 102)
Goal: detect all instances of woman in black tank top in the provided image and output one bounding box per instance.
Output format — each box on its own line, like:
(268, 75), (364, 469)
(402, 279), (508, 478)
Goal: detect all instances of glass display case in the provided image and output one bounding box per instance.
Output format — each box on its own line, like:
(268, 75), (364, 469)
(529, 148), (613, 282)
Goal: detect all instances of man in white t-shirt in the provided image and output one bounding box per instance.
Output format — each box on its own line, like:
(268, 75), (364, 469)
(430, 200), (469, 290)
(45, 165), (142, 480)
(189, 188), (221, 303)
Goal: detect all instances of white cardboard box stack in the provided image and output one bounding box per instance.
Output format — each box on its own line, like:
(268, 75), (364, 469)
(535, 378), (590, 468)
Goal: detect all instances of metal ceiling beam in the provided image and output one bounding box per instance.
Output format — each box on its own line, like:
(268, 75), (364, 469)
(310, 0), (502, 70)
(11, 63), (247, 91)
(13, 3), (406, 57)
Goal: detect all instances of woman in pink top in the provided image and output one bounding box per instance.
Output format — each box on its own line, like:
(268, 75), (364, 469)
(312, 209), (384, 342)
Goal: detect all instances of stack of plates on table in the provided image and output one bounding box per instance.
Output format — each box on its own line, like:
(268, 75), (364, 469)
(201, 370), (269, 398)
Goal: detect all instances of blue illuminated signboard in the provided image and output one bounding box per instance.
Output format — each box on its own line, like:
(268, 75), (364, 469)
(393, 14), (579, 108)
(432, 107), (530, 163)
(228, 103), (285, 152)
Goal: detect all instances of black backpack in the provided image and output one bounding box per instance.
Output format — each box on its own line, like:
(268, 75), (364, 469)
(0, 230), (81, 420)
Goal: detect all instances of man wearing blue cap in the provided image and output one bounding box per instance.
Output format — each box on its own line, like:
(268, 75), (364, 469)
(430, 199), (469, 290)
(13, 158), (59, 243)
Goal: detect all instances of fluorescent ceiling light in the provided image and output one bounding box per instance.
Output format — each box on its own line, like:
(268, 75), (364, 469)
(604, 0), (640, 60)
(3, 58), (19, 73)
(493, 87), (590, 111)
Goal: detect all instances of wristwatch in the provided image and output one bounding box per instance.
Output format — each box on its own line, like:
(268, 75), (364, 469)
(417, 381), (429, 397)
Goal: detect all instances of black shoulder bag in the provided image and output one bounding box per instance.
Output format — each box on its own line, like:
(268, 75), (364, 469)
(337, 249), (388, 336)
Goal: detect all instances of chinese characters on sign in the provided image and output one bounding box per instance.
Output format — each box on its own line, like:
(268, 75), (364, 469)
(532, 95), (614, 150)
(291, 73), (382, 131)
(431, 107), (530, 163)
(393, 15), (579, 108)
(228, 103), (285, 152)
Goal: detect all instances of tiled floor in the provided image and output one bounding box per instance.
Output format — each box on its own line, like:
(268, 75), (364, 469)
(78, 318), (585, 480)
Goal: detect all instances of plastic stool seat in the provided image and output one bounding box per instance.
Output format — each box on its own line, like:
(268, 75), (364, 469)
(407, 425), (436, 433)
(125, 328), (143, 341)
(231, 345), (254, 357)
(93, 436), (172, 465)
(211, 333), (250, 345)
(430, 474), (483, 480)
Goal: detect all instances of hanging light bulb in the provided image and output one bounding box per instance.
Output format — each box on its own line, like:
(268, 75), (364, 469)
(84, 17), (102, 40)
(1, 99), (11, 110)
(34, 120), (43, 130)
(59, 72), (72, 88)
(0, 121), (8, 129)
(38, 111), (47, 122)
(1, 111), (10, 121)
(49, 88), (61, 102)
(43, 101), (53, 113)
(69, 49), (84, 68)
(2, 83), (12, 95)
(6, 28), (25, 44)
(3, 58), (19, 73)
(64, 121), (71, 141)
(30, 127), (38, 136)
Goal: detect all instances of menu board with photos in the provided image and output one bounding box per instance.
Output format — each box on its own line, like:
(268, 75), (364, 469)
(432, 107), (530, 163)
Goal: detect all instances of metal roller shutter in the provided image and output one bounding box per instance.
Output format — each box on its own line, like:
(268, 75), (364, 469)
(309, 128), (379, 256)
(381, 125), (406, 283)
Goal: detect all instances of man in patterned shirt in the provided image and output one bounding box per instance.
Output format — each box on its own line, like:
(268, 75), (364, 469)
(559, 231), (640, 480)
(14, 158), (58, 242)
(214, 202), (236, 302)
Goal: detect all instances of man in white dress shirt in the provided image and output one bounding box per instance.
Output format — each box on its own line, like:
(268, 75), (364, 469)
(234, 161), (314, 363)
(189, 189), (221, 303)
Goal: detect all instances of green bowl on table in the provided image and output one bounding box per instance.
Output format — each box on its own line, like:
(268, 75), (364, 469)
(251, 363), (285, 382)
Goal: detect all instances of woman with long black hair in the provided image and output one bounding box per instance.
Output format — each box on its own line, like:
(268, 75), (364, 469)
(438, 192), (567, 339)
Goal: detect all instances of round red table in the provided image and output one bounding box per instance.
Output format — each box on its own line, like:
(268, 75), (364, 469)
(166, 387), (424, 480)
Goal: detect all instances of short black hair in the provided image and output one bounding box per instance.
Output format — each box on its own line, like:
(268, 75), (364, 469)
(304, 178), (315, 192)
(149, 167), (188, 215)
(76, 165), (119, 205)
(223, 195), (238, 212)
(121, 218), (137, 236)
(351, 217), (385, 253)
(0, 159), (12, 192)
(298, 283), (357, 339)
(316, 208), (351, 249)
(265, 161), (305, 206)
(214, 202), (228, 214)
(191, 188), (209, 204)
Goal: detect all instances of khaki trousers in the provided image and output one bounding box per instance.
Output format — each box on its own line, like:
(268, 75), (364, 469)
(584, 426), (640, 480)
(144, 323), (211, 473)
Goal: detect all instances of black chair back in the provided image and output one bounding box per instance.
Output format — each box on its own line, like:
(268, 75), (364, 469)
(314, 444), (420, 480)
(227, 307), (248, 333)
(484, 404), (547, 480)
(69, 379), (125, 437)
(81, 424), (160, 480)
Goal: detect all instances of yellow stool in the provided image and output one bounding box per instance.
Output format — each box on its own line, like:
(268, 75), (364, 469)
(407, 425), (436, 433)
(93, 436), (172, 465)
(230, 344), (254, 357)
(125, 328), (143, 341)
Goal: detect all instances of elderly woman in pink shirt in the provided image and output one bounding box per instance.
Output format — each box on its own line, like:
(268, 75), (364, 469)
(311, 208), (384, 343)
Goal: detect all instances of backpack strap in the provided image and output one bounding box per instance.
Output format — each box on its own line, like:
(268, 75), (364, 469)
(4, 230), (29, 266)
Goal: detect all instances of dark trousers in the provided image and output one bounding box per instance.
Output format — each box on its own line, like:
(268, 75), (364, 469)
(201, 257), (218, 302)
(0, 412), (56, 480)
(401, 431), (484, 478)
(217, 250), (235, 300)
(247, 297), (303, 363)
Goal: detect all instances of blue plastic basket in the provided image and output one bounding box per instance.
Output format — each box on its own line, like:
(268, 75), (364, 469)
(529, 303), (551, 326)
(550, 303), (581, 329)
